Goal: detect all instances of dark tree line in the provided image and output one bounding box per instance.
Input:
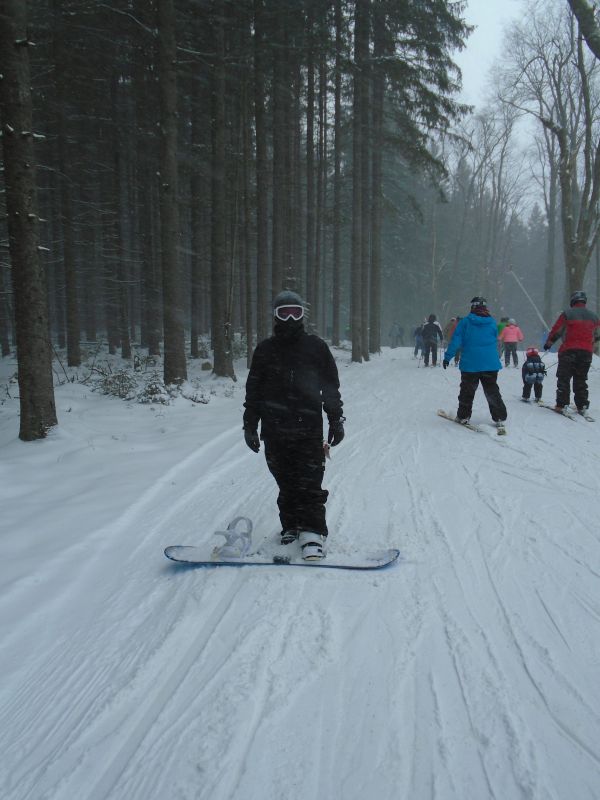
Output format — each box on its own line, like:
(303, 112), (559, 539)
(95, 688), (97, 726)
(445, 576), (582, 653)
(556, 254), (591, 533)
(1, 0), (474, 439)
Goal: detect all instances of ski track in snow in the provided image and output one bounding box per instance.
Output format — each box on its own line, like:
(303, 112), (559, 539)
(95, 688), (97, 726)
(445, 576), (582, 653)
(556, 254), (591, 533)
(2, 348), (600, 799)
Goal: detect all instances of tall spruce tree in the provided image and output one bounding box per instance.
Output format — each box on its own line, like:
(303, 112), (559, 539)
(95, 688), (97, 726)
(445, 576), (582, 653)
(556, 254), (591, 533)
(0, 0), (58, 440)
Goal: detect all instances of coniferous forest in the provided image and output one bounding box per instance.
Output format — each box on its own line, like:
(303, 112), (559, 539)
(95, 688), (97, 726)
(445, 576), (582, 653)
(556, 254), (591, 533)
(3, 0), (600, 439)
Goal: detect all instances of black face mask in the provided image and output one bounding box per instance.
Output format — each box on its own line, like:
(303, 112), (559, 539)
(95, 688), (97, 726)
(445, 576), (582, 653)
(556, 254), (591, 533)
(274, 318), (304, 340)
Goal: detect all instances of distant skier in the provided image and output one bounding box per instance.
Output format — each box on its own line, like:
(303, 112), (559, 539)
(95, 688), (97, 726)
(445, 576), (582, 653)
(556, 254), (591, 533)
(421, 314), (443, 367)
(497, 316), (509, 357)
(443, 316), (458, 342)
(499, 318), (524, 366)
(243, 290), (345, 560)
(543, 290), (600, 414)
(521, 347), (546, 402)
(389, 321), (404, 348)
(443, 296), (507, 428)
(413, 323), (424, 358)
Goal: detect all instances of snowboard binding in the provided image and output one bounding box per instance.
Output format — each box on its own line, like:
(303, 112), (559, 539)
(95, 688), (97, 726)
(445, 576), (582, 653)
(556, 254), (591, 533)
(212, 516), (253, 559)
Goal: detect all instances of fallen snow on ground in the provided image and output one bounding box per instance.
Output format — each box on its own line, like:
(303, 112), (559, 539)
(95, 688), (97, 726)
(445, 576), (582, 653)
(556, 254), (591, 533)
(1, 346), (600, 800)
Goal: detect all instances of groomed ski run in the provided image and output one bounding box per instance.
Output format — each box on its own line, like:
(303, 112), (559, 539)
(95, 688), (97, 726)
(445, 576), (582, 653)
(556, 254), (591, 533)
(2, 346), (600, 800)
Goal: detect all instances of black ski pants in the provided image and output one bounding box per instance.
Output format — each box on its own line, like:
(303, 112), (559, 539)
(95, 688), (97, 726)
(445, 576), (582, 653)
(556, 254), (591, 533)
(264, 436), (328, 536)
(556, 349), (593, 409)
(457, 371), (507, 422)
(504, 342), (518, 366)
(423, 341), (438, 366)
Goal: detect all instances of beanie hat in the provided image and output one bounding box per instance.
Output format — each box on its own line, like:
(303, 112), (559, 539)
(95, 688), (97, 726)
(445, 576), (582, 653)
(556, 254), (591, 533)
(273, 290), (304, 311)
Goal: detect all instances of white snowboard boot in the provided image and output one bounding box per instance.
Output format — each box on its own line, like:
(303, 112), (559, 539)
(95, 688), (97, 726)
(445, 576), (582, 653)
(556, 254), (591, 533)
(298, 531), (326, 561)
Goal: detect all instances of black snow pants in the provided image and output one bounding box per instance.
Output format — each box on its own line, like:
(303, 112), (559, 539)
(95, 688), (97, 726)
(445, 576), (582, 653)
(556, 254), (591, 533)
(457, 371), (507, 422)
(264, 437), (328, 536)
(423, 341), (438, 366)
(556, 349), (593, 409)
(504, 342), (518, 367)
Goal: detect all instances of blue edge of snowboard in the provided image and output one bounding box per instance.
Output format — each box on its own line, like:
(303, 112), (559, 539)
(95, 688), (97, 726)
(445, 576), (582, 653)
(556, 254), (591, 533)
(164, 545), (401, 571)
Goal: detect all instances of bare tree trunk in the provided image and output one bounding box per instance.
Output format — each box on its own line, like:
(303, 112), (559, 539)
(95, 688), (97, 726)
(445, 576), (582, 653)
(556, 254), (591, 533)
(190, 74), (205, 359)
(369, 2), (384, 354)
(332, 0), (342, 346)
(305, 2), (316, 321)
(0, 0), (57, 439)
(157, 0), (187, 384)
(351, 0), (368, 363)
(253, 0), (270, 343)
(53, 0), (80, 367)
(357, 0), (370, 361)
(0, 265), (11, 356)
(544, 155), (558, 324)
(210, 0), (235, 379)
(315, 27), (326, 334)
(271, 3), (286, 295)
(242, 81), (254, 367)
(111, 75), (131, 360)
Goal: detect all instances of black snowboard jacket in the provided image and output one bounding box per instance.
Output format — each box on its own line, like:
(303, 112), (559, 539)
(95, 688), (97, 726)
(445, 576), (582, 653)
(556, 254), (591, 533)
(243, 327), (343, 440)
(421, 321), (443, 344)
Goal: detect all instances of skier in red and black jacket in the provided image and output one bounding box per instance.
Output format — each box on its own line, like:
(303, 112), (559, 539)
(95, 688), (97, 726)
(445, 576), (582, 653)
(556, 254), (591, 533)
(544, 291), (600, 413)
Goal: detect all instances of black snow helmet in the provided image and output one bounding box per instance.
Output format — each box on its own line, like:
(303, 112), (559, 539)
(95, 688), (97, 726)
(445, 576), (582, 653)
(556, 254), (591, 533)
(570, 290), (587, 306)
(470, 296), (487, 308)
(272, 289), (304, 312)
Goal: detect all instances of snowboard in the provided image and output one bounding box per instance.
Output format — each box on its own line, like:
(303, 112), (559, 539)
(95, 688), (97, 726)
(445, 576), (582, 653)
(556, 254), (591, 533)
(164, 545), (400, 571)
(164, 516), (400, 571)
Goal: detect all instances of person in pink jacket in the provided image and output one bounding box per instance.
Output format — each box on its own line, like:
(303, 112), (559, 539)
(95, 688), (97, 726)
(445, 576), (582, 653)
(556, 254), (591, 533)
(499, 318), (524, 366)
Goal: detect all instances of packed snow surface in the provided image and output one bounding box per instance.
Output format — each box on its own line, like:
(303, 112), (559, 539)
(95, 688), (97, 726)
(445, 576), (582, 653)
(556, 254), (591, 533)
(2, 346), (600, 800)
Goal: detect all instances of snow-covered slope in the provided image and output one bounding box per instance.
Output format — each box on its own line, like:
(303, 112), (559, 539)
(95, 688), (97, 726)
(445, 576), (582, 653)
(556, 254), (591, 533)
(1, 347), (600, 800)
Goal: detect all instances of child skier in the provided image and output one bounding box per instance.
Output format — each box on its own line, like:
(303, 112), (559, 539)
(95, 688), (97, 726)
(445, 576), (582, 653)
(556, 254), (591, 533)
(521, 347), (546, 402)
(443, 296), (507, 429)
(243, 290), (345, 560)
(499, 318), (524, 366)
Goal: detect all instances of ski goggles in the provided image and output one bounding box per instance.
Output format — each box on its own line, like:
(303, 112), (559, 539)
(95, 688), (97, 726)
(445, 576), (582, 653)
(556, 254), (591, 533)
(274, 305), (304, 321)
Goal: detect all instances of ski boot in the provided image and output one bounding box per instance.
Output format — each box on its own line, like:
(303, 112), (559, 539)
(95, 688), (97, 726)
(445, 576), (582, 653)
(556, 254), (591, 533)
(298, 531), (326, 561)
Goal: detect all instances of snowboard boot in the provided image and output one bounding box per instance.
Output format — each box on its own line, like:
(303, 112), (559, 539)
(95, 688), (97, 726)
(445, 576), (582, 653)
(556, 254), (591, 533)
(280, 528), (299, 545)
(298, 531), (326, 561)
(455, 416), (470, 425)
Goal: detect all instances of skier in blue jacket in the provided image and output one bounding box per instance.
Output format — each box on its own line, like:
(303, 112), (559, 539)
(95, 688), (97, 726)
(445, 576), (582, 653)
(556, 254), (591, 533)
(443, 297), (507, 426)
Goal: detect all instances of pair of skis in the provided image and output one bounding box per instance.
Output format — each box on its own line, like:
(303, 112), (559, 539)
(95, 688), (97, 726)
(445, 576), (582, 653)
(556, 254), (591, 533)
(536, 400), (595, 422)
(437, 409), (506, 435)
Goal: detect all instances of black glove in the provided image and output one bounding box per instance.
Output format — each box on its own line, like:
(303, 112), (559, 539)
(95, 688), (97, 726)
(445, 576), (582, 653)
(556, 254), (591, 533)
(442, 359), (449, 369)
(244, 428), (260, 452)
(543, 342), (551, 351)
(327, 418), (345, 447)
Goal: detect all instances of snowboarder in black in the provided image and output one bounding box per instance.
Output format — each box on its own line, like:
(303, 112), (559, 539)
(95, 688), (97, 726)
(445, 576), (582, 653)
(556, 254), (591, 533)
(421, 314), (443, 366)
(521, 348), (546, 402)
(243, 290), (344, 560)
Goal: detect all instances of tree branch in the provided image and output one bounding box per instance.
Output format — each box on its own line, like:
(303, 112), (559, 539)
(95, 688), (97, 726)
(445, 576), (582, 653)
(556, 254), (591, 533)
(568, 0), (600, 60)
